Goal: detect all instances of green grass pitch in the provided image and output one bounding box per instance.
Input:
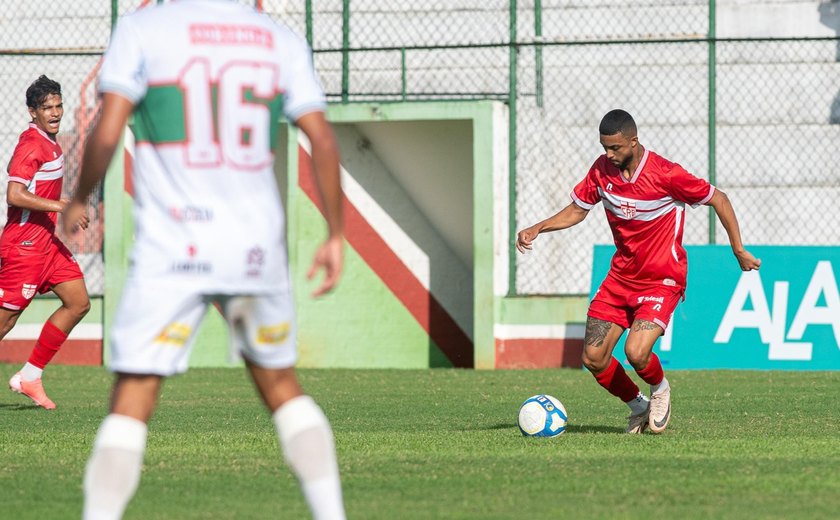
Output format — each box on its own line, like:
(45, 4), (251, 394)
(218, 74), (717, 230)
(1, 364), (838, 519)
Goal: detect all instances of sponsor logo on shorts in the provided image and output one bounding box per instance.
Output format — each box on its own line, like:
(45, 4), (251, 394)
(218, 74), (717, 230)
(257, 322), (290, 345)
(20, 241), (33, 247)
(154, 323), (192, 347)
(663, 278), (676, 286)
(21, 283), (37, 299)
(637, 295), (664, 305)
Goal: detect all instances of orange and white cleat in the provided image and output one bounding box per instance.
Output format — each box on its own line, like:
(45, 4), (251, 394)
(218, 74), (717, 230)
(9, 372), (56, 410)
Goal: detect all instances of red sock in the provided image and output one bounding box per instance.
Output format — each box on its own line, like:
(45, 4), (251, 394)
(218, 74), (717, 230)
(27, 321), (68, 369)
(592, 357), (640, 402)
(635, 353), (665, 386)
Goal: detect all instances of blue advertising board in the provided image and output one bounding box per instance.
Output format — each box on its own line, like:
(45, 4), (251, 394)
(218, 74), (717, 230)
(591, 245), (840, 370)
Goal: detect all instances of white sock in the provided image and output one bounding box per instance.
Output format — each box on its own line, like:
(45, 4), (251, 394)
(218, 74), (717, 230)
(626, 392), (650, 415)
(651, 377), (670, 396)
(273, 395), (345, 520)
(20, 362), (43, 382)
(83, 414), (148, 520)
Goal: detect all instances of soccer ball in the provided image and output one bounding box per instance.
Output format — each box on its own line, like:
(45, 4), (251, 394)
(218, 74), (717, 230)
(517, 394), (568, 437)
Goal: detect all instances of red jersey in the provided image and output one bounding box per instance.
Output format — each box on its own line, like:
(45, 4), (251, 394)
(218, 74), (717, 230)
(571, 149), (714, 289)
(1, 123), (64, 255)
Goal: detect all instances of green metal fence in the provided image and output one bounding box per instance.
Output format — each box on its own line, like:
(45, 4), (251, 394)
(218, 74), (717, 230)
(1, 1), (838, 297)
(293, 0), (840, 295)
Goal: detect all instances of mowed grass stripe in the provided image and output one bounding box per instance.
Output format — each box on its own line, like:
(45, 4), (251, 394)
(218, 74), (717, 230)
(1, 365), (837, 519)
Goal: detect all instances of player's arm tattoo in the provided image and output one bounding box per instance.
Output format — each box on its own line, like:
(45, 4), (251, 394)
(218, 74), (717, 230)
(585, 318), (613, 348)
(631, 320), (660, 332)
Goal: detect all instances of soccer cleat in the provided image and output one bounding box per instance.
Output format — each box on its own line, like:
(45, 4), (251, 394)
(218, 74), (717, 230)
(648, 387), (671, 433)
(10, 373), (56, 410)
(625, 406), (649, 434)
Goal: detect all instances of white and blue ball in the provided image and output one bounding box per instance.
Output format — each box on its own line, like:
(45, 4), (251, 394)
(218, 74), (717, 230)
(517, 394), (568, 437)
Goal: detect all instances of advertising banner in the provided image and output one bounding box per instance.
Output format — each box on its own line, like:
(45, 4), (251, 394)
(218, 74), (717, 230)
(591, 245), (840, 370)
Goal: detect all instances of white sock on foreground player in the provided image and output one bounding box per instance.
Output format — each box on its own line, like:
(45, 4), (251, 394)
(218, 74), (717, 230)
(83, 414), (147, 520)
(273, 395), (346, 520)
(83, 396), (344, 520)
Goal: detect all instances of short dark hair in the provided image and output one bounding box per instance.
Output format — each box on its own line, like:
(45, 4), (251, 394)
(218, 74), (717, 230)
(26, 75), (62, 109)
(599, 109), (637, 137)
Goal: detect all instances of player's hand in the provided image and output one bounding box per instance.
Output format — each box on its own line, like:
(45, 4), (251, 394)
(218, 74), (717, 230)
(735, 249), (761, 271)
(307, 235), (344, 297)
(516, 226), (540, 254)
(61, 200), (90, 234)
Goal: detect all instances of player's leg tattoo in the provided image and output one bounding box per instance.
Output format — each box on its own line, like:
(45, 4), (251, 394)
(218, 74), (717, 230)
(625, 319), (664, 370)
(585, 317), (613, 348)
(631, 319), (661, 333)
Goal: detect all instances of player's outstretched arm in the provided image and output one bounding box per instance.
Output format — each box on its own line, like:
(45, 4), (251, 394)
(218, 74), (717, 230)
(7, 182), (65, 213)
(62, 93), (134, 235)
(296, 111), (344, 297)
(707, 188), (761, 271)
(516, 202), (588, 254)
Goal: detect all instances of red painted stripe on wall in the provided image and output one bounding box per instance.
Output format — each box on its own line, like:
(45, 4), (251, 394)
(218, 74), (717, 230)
(495, 338), (584, 369)
(298, 147), (473, 368)
(124, 143), (134, 197)
(0, 339), (102, 366)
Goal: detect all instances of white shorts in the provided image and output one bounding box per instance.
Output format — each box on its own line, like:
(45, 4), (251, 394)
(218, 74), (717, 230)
(109, 278), (297, 376)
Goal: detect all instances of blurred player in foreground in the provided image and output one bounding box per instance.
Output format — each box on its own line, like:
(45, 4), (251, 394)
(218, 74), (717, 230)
(64, 1), (345, 518)
(516, 109), (760, 434)
(3, 75), (91, 409)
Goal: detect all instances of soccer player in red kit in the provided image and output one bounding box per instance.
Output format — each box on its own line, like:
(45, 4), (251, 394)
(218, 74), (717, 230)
(516, 109), (761, 434)
(2, 75), (91, 409)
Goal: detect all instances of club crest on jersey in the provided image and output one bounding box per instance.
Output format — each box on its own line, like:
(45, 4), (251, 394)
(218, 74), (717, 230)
(620, 201), (637, 219)
(246, 246), (265, 278)
(21, 283), (37, 299)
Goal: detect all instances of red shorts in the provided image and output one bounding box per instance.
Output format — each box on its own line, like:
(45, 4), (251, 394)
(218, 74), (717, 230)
(588, 272), (684, 331)
(0, 239), (84, 311)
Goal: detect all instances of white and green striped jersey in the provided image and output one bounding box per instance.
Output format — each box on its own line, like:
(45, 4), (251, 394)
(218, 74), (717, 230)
(99, 0), (326, 293)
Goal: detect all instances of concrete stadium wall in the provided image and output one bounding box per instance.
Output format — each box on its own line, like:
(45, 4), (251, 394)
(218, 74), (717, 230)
(2, 1), (837, 369)
(513, 0), (840, 295)
(100, 101), (511, 369)
(291, 102), (508, 369)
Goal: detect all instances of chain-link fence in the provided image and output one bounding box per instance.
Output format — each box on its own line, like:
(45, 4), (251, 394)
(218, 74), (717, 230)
(2, 0), (838, 298)
(0, 1), (154, 296)
(0, 0), (259, 296)
(281, 0), (840, 295)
